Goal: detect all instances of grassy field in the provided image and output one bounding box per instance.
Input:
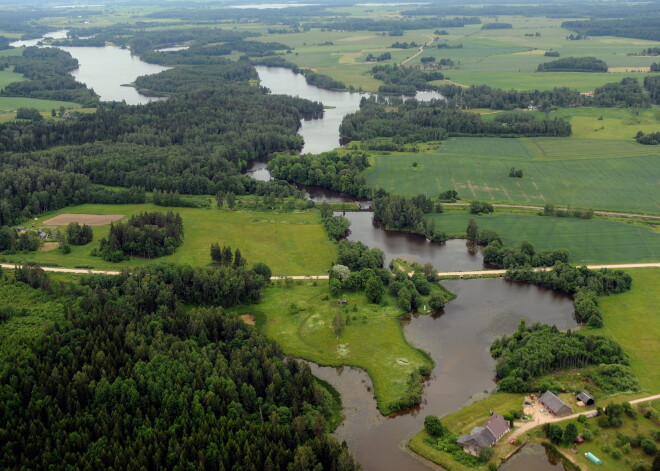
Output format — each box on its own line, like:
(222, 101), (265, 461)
(594, 268), (660, 392)
(8, 204), (336, 275)
(236, 283), (434, 415)
(364, 137), (660, 213)
(0, 97), (81, 114)
(425, 212), (659, 264)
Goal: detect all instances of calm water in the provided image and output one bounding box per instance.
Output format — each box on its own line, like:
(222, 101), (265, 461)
(340, 211), (484, 271)
(255, 66), (444, 154)
(11, 31), (169, 105)
(312, 278), (576, 471)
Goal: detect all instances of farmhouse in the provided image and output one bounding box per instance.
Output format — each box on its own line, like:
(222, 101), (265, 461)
(456, 413), (510, 456)
(576, 391), (595, 406)
(539, 391), (573, 417)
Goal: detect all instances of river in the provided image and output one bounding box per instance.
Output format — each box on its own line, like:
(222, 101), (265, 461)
(311, 278), (576, 471)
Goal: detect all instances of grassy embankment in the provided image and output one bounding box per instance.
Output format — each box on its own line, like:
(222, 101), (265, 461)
(233, 282), (455, 415)
(6, 203), (336, 276)
(410, 268), (660, 470)
(364, 136), (660, 214)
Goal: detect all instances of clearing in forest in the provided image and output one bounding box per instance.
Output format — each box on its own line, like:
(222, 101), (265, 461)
(43, 214), (125, 226)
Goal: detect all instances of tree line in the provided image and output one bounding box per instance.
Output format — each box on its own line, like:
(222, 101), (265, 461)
(562, 17), (660, 42)
(537, 57), (608, 73)
(339, 98), (571, 143)
(370, 64), (444, 95)
(0, 262), (359, 470)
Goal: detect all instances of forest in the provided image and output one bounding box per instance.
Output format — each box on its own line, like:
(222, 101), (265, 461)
(0, 264), (359, 470)
(562, 17), (660, 42)
(339, 98), (571, 143)
(490, 321), (629, 392)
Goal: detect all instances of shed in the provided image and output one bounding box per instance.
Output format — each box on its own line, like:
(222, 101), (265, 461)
(539, 391), (573, 417)
(576, 391), (595, 406)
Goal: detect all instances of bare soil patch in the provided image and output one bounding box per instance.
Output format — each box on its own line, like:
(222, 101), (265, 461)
(43, 214), (124, 226)
(608, 66), (650, 73)
(240, 314), (256, 325)
(38, 242), (60, 252)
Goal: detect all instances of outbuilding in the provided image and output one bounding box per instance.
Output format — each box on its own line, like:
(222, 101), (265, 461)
(539, 391), (573, 417)
(576, 391), (595, 406)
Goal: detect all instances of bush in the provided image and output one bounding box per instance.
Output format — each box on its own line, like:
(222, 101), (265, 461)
(641, 438), (658, 456)
(469, 201), (494, 215)
(424, 415), (448, 438)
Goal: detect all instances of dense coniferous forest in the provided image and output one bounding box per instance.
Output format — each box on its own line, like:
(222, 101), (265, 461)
(491, 321), (629, 392)
(370, 64), (444, 95)
(304, 16), (480, 32)
(339, 98), (571, 143)
(436, 83), (586, 109)
(0, 265), (360, 470)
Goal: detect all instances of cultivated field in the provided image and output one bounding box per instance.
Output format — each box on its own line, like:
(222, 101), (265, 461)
(43, 213), (124, 226)
(364, 137), (660, 213)
(12, 204), (336, 275)
(425, 212), (660, 264)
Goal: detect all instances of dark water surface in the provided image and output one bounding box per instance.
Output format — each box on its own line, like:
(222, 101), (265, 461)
(499, 444), (565, 471)
(312, 278), (575, 471)
(340, 211), (484, 271)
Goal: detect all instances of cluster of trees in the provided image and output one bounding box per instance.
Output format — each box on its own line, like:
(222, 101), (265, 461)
(592, 78), (651, 108)
(152, 189), (206, 208)
(134, 62), (257, 94)
(267, 151), (371, 198)
(469, 201), (494, 214)
(319, 203), (351, 240)
(64, 222), (93, 245)
(545, 51), (560, 57)
(365, 52), (392, 62)
(337, 240), (385, 272)
(209, 243), (247, 269)
(390, 41), (419, 49)
(644, 76), (660, 104)
(15, 108), (43, 121)
(372, 193), (447, 242)
(562, 17), (660, 42)
(640, 47), (660, 56)
(505, 263), (632, 296)
(651, 62), (660, 72)
(509, 167), (523, 178)
(537, 57), (608, 72)
(98, 212), (183, 262)
(481, 238), (570, 269)
(491, 320), (628, 392)
(0, 228), (41, 253)
(635, 131), (660, 145)
(543, 203), (594, 219)
(566, 33), (586, 40)
(301, 69), (347, 90)
(370, 64), (444, 95)
(0, 47), (99, 106)
(482, 23), (512, 29)
(1, 262), (359, 470)
(340, 98), (571, 144)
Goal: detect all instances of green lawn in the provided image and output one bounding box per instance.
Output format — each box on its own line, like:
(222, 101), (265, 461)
(364, 137), (660, 213)
(0, 67), (24, 89)
(237, 283), (433, 415)
(426, 212), (659, 264)
(595, 268), (660, 392)
(9, 204), (336, 275)
(0, 97), (81, 113)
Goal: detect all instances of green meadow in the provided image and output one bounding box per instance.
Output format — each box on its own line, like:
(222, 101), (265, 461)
(595, 268), (660, 392)
(235, 283), (433, 415)
(364, 137), (660, 213)
(9, 204), (336, 275)
(426, 212), (659, 264)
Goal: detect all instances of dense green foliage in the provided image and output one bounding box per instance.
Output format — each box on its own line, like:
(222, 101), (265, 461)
(64, 222), (93, 246)
(372, 193), (447, 241)
(336, 240), (385, 272)
(481, 23), (512, 30)
(482, 240), (570, 269)
(536, 57), (608, 73)
(1, 47), (98, 106)
(99, 212), (183, 262)
(268, 151), (371, 198)
(643, 76), (660, 104)
(305, 16), (480, 32)
(0, 265), (358, 470)
(491, 321), (628, 392)
(319, 203), (350, 240)
(593, 78), (650, 108)
(370, 64), (443, 95)
(635, 131), (660, 145)
(339, 98), (571, 143)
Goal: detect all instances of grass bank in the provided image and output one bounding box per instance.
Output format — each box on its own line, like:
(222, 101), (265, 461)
(234, 282), (435, 415)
